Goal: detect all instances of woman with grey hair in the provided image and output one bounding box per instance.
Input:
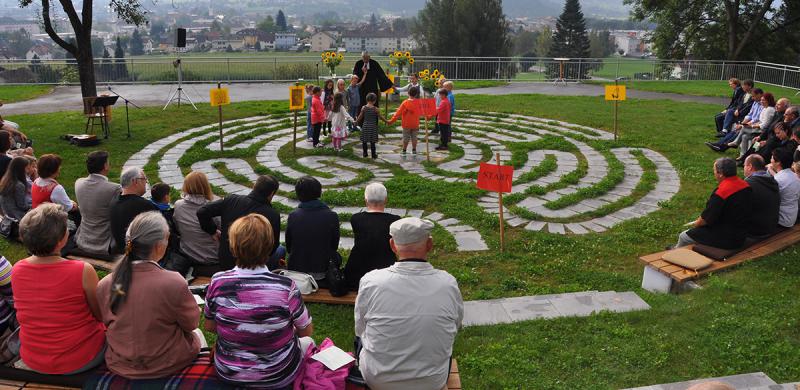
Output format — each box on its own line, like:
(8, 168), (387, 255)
(11, 203), (106, 374)
(344, 182), (401, 290)
(96, 211), (202, 378)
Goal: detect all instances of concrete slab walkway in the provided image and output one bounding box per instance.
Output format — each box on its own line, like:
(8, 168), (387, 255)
(1, 81), (727, 116)
(623, 372), (790, 390)
(462, 290), (650, 327)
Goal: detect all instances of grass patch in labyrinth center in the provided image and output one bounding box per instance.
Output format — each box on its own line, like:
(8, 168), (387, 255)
(4, 93), (800, 388)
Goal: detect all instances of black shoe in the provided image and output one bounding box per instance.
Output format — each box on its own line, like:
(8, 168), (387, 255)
(715, 131), (727, 138)
(665, 245), (675, 251)
(705, 142), (722, 152)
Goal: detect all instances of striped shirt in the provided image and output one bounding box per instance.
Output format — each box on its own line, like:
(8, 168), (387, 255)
(0, 257), (12, 333)
(204, 266), (312, 389)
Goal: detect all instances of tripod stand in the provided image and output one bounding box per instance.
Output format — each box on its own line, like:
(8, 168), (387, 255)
(163, 57), (198, 110)
(108, 85), (139, 138)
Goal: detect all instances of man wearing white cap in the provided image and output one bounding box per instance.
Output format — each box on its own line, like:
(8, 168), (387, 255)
(355, 217), (463, 390)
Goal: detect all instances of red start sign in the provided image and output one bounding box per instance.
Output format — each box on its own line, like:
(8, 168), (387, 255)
(476, 162), (514, 193)
(416, 98), (437, 118)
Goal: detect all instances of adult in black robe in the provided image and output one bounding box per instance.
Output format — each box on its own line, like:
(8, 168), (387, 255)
(352, 52), (394, 112)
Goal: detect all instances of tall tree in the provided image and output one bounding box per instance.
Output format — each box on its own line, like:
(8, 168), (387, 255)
(415, 0), (510, 57)
(276, 10), (287, 31)
(549, 0), (591, 59)
(625, 0), (800, 61)
(535, 26), (553, 59)
(150, 21), (166, 37)
(369, 13), (378, 29)
(114, 36), (128, 80)
(130, 29), (144, 55)
(19, 0), (145, 98)
(513, 30), (538, 56)
(589, 30), (615, 58)
(258, 15), (276, 32)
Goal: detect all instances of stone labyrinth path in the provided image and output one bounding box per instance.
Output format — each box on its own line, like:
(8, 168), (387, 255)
(125, 110), (679, 250)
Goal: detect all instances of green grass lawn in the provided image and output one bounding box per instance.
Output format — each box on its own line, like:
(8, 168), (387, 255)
(584, 80), (800, 99)
(0, 85), (54, 103)
(4, 93), (800, 388)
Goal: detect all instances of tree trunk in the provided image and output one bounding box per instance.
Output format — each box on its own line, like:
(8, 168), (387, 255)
(76, 46), (97, 98)
(724, 1), (738, 60)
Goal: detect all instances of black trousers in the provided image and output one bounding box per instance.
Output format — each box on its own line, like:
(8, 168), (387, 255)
(362, 142), (376, 158)
(438, 123), (451, 146)
(312, 123), (322, 145)
(715, 111), (726, 132)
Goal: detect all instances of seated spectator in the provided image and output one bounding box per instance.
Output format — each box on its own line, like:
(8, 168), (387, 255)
(0, 156), (32, 221)
(727, 92), (776, 158)
(97, 211), (202, 379)
(344, 183), (400, 290)
(31, 154), (77, 212)
(674, 158), (752, 249)
(74, 151), (121, 257)
(150, 182), (175, 229)
(0, 131), (12, 178)
(793, 127), (800, 162)
(714, 78), (745, 135)
(286, 176), (340, 284)
(173, 171), (220, 276)
(707, 88), (763, 152)
(769, 148), (800, 229)
(23, 155), (36, 206)
(12, 204), (105, 374)
(356, 217), (463, 390)
(110, 167), (157, 254)
(717, 79), (755, 138)
(204, 214), (313, 388)
(750, 106), (797, 162)
(197, 175), (282, 271)
(0, 256), (16, 364)
(743, 155), (779, 238)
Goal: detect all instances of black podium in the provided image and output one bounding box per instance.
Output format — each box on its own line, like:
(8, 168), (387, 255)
(91, 95), (119, 139)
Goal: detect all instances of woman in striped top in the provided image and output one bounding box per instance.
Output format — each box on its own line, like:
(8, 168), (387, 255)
(204, 214), (314, 389)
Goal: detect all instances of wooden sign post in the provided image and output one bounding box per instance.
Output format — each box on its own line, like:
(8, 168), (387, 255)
(476, 155), (514, 252)
(210, 83), (231, 151)
(289, 84), (306, 155)
(604, 82), (626, 141)
(417, 98), (437, 163)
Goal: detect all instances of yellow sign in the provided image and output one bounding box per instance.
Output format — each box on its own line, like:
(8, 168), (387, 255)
(289, 86), (305, 110)
(210, 87), (230, 107)
(384, 74), (395, 94)
(605, 85), (626, 101)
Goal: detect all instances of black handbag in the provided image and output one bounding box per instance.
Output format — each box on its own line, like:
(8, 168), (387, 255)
(326, 252), (348, 297)
(0, 217), (18, 240)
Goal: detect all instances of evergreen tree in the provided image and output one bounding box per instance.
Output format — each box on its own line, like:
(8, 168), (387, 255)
(258, 16), (275, 32)
(255, 41), (262, 51)
(369, 13), (378, 29)
(548, 0), (591, 79)
(100, 48), (113, 81)
(414, 0), (512, 78)
(114, 36), (129, 80)
(130, 29), (144, 55)
(276, 10), (287, 31)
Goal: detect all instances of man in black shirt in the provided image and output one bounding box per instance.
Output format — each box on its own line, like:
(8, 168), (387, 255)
(675, 157), (753, 249)
(743, 155), (780, 238)
(197, 175), (282, 271)
(109, 167), (158, 254)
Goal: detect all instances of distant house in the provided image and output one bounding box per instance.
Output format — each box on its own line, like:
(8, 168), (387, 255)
(341, 29), (417, 54)
(211, 39), (244, 52)
(25, 45), (53, 60)
(310, 31), (336, 52)
(142, 39), (154, 54)
(235, 28), (275, 49)
(610, 30), (652, 56)
(274, 32), (297, 50)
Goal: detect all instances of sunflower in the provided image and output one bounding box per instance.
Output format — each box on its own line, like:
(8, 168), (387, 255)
(323, 58), (330, 64)
(409, 58), (415, 65)
(394, 51), (402, 57)
(337, 54), (343, 60)
(404, 51), (411, 57)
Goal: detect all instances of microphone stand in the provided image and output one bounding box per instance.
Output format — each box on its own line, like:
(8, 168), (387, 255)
(107, 85), (139, 138)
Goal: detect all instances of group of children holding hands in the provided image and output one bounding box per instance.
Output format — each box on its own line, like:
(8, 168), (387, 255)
(304, 73), (456, 159)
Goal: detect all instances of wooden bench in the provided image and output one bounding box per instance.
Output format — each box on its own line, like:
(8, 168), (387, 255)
(447, 359), (461, 390)
(190, 277), (357, 305)
(640, 225), (800, 293)
(65, 255), (120, 272)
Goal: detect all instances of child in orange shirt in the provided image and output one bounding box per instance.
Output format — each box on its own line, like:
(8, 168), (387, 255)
(387, 86), (422, 155)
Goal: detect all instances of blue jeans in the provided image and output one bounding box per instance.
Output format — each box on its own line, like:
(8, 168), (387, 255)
(348, 106), (360, 130)
(715, 129), (739, 146)
(722, 109), (737, 132)
(268, 245), (287, 269)
(306, 111), (312, 139)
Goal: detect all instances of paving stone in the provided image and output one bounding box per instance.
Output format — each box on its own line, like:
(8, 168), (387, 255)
(547, 223), (566, 234)
(565, 223), (588, 234)
(452, 231), (489, 251)
(505, 217), (528, 227)
(524, 221), (547, 231)
(406, 209), (424, 218)
(622, 372), (777, 390)
(424, 212), (444, 221)
(438, 218), (459, 227)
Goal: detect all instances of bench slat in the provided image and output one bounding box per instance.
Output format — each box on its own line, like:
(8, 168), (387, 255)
(447, 359), (461, 390)
(640, 226), (800, 283)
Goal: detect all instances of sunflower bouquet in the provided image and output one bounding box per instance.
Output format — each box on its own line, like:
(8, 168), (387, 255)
(418, 68), (446, 94)
(321, 51), (344, 75)
(388, 51), (414, 75)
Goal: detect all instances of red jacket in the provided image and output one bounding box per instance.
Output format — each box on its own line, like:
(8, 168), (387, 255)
(437, 98), (451, 124)
(311, 95), (325, 124)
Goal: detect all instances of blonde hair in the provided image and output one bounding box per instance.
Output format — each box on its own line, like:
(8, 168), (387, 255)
(229, 214), (275, 269)
(182, 171), (213, 200)
(792, 161), (800, 175)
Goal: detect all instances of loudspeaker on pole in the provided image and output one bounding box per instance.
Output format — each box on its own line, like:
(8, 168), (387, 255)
(176, 28), (187, 48)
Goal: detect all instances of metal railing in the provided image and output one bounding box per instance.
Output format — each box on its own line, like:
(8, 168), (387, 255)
(0, 56), (796, 91)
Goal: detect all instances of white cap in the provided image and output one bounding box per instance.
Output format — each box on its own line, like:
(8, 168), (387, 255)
(389, 217), (434, 245)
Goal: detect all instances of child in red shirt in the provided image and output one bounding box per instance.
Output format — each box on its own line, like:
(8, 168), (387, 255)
(387, 86), (422, 155)
(435, 88), (452, 151)
(310, 86), (325, 147)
